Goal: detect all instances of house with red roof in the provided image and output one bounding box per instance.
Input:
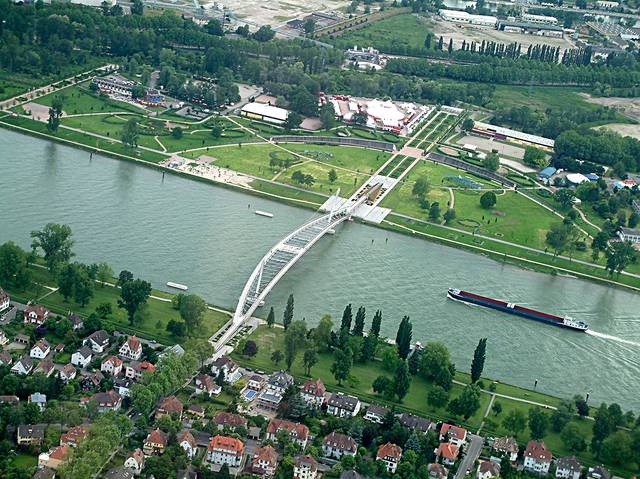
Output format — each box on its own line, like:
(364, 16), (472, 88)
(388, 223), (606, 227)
(523, 440), (552, 475)
(436, 442), (460, 466)
(376, 443), (403, 473)
(207, 435), (244, 467)
(440, 423), (468, 447)
(266, 418), (310, 448)
(251, 445), (279, 477)
(119, 336), (142, 361)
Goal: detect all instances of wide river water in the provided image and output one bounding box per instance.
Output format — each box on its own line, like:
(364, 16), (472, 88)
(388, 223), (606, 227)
(1, 130), (639, 409)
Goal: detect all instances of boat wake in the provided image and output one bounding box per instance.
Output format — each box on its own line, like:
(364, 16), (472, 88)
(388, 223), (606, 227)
(586, 330), (640, 347)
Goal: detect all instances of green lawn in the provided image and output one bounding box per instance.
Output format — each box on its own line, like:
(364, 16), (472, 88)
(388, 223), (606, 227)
(329, 13), (431, 53)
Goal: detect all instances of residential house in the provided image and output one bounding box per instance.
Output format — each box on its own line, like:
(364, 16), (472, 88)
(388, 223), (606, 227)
(143, 429), (168, 456)
(30, 339), (51, 359)
(58, 364), (76, 383)
(0, 287), (9, 311)
(251, 445), (278, 477)
(322, 432), (357, 459)
(364, 404), (389, 424)
(114, 378), (133, 397)
(440, 423), (468, 447)
(11, 354), (33, 375)
(80, 371), (104, 391)
(124, 448), (144, 475)
(206, 435), (244, 467)
(246, 374), (266, 391)
(294, 455), (318, 479)
(71, 346), (92, 368)
(104, 466), (134, 479)
(210, 356), (241, 384)
(326, 392), (361, 418)
(300, 379), (326, 408)
(377, 442), (403, 473)
(68, 312), (84, 331)
(177, 430), (198, 459)
(523, 441), (552, 475)
(17, 424), (46, 446)
(101, 356), (123, 376)
(119, 336), (142, 361)
(38, 445), (70, 470)
(428, 463), (449, 479)
(556, 456), (583, 479)
(24, 304), (49, 326)
(477, 461), (500, 479)
(436, 442), (460, 466)
(85, 390), (122, 412)
(0, 351), (12, 366)
(60, 425), (89, 447)
(266, 418), (309, 448)
(214, 412), (248, 431)
(28, 392), (47, 411)
(195, 374), (221, 397)
(0, 395), (19, 405)
(0, 330), (9, 347)
(588, 466), (611, 479)
(155, 395), (183, 420)
(400, 413), (435, 433)
(492, 436), (519, 462)
(34, 359), (55, 377)
(187, 404), (205, 420)
(125, 361), (156, 381)
(83, 330), (109, 353)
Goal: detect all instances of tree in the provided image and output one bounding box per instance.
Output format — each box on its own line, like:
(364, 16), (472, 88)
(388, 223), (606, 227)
(524, 146), (547, 168)
(283, 294), (294, 330)
(242, 340), (258, 357)
(470, 338), (487, 383)
(331, 347), (353, 385)
(395, 316), (412, 359)
(47, 96), (63, 132)
(271, 350), (283, 366)
(448, 384), (481, 419)
(341, 304), (353, 331)
(303, 17), (316, 35)
(31, 223), (74, 272)
(284, 112), (303, 131)
(502, 409), (526, 437)
(554, 189), (576, 209)
(412, 178), (430, 197)
(420, 342), (455, 390)
(352, 306), (365, 336)
(303, 348), (318, 376)
(121, 118), (139, 147)
(483, 152), (500, 172)
(443, 208), (456, 224)
(267, 307), (275, 328)
(253, 25), (275, 42)
(427, 385), (449, 408)
(179, 294), (206, 333)
(462, 118), (475, 131)
(528, 408), (549, 440)
(561, 423), (587, 452)
(284, 320), (307, 370)
(480, 191), (497, 209)
(328, 168), (338, 184)
(428, 202), (441, 222)
(606, 241), (637, 275)
(394, 360), (411, 401)
(118, 278), (151, 325)
(320, 103), (336, 130)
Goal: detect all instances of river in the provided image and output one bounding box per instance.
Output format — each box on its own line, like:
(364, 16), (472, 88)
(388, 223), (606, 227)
(1, 129), (639, 410)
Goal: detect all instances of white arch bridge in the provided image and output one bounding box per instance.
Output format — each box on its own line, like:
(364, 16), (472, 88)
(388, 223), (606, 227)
(212, 190), (370, 350)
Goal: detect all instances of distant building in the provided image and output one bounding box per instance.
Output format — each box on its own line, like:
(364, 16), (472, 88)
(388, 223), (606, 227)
(294, 455), (318, 479)
(523, 440), (552, 475)
(376, 443), (403, 473)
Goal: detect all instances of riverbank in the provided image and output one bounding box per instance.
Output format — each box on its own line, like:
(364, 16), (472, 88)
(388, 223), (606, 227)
(2, 114), (639, 292)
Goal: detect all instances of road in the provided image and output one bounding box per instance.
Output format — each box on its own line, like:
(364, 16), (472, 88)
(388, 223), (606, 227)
(455, 434), (483, 479)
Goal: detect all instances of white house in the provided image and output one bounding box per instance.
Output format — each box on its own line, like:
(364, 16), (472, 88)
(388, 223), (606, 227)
(326, 392), (361, 418)
(556, 456), (582, 479)
(83, 330), (109, 353)
(119, 336), (142, 361)
(322, 432), (357, 459)
(523, 441), (552, 475)
(71, 346), (93, 368)
(30, 339), (51, 359)
(206, 435), (244, 467)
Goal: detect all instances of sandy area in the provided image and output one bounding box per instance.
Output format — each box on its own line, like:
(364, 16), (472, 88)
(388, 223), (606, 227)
(456, 134), (525, 159)
(581, 93), (640, 123)
(427, 17), (576, 53)
(161, 155), (254, 187)
(596, 123), (640, 140)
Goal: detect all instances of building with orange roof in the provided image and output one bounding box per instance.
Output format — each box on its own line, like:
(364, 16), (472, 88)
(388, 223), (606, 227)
(207, 435), (244, 468)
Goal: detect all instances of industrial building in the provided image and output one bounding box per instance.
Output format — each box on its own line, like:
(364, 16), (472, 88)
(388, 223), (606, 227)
(240, 102), (289, 125)
(521, 13), (558, 25)
(497, 20), (564, 37)
(439, 9), (498, 27)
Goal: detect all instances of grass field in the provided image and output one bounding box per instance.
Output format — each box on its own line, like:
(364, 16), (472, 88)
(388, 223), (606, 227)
(329, 13), (431, 53)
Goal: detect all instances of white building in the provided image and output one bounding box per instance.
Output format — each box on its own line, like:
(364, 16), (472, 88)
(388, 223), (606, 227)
(439, 9), (498, 26)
